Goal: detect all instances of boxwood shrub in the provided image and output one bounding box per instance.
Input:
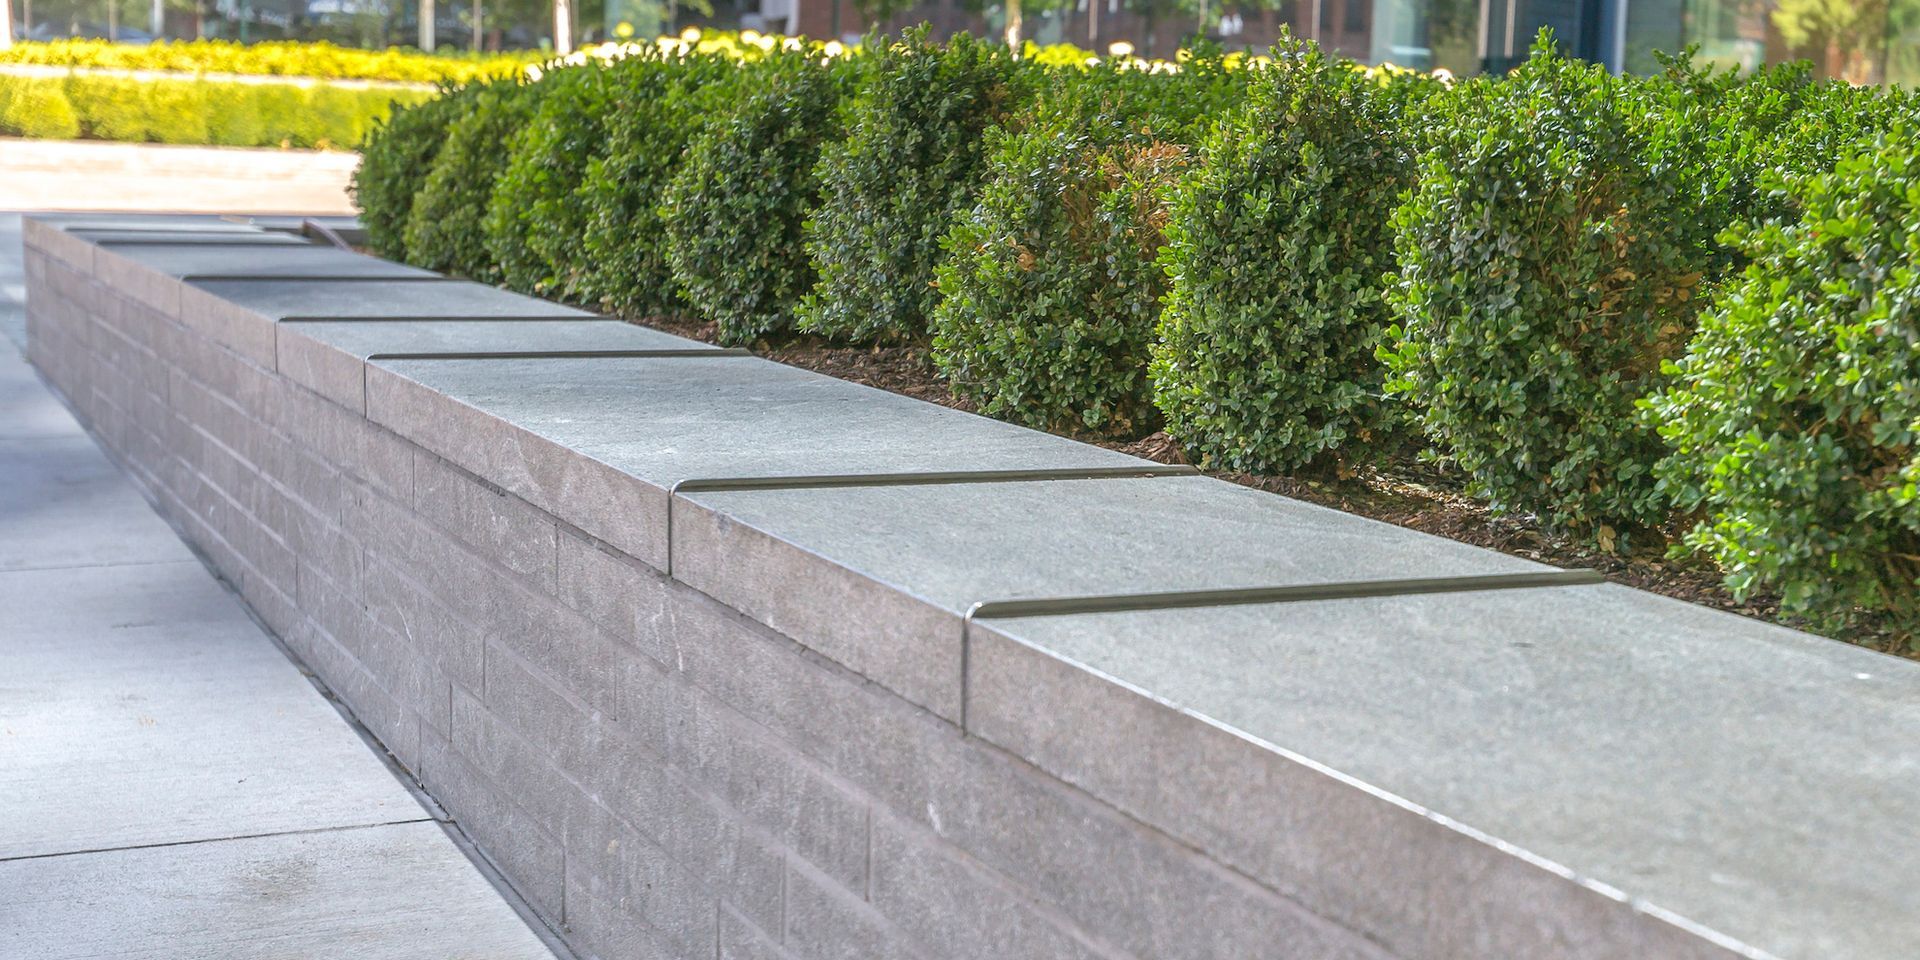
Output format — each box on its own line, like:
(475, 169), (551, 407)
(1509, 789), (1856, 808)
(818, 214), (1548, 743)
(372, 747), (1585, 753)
(1381, 39), (1706, 542)
(1649, 56), (1909, 277)
(800, 29), (1030, 342)
(930, 53), (1243, 436)
(1645, 130), (1920, 648)
(403, 77), (538, 280)
(484, 61), (624, 298)
(662, 50), (859, 344)
(574, 52), (738, 315)
(353, 84), (472, 260)
(1151, 41), (1429, 472)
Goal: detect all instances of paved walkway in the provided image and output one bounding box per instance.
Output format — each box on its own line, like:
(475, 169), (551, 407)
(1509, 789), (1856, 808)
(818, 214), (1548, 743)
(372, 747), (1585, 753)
(0, 140), (358, 214)
(0, 223), (561, 958)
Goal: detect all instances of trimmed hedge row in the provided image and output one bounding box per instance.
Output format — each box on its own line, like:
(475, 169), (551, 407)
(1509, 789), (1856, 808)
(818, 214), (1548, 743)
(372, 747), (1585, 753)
(933, 47), (1246, 435)
(0, 73), (429, 148)
(801, 29), (1030, 343)
(0, 39), (535, 84)
(663, 48), (861, 342)
(354, 33), (1920, 650)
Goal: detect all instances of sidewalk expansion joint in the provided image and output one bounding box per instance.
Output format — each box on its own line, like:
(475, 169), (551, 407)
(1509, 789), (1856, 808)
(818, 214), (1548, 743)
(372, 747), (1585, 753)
(0, 817), (437, 864)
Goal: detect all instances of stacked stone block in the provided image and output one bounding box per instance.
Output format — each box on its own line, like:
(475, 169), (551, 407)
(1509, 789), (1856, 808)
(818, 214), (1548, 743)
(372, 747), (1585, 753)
(22, 216), (1920, 960)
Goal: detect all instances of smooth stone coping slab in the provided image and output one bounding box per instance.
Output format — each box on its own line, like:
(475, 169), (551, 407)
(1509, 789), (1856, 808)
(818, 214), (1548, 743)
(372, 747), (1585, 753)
(189, 277), (597, 321)
(364, 354), (1147, 584)
(44, 215), (262, 232)
(969, 582), (1920, 960)
(278, 319), (714, 413)
(0, 561), (426, 858)
(674, 475), (1551, 720)
(90, 243), (443, 330)
(71, 230), (314, 246)
(103, 242), (440, 281)
(0, 821), (558, 960)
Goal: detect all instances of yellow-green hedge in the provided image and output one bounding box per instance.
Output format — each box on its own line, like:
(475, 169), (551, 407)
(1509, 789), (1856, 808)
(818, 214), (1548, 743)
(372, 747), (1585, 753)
(0, 74), (433, 148)
(0, 40), (536, 84)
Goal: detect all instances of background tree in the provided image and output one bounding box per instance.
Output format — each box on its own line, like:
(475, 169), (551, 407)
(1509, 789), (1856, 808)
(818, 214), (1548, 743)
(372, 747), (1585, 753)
(1771, 0), (1888, 82)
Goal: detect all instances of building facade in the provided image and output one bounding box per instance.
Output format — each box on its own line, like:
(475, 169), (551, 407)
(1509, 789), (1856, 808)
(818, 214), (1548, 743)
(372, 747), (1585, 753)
(733, 0), (1919, 82)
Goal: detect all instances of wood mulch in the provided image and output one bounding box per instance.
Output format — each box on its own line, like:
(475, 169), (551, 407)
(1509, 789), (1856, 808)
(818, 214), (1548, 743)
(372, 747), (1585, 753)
(634, 316), (1907, 656)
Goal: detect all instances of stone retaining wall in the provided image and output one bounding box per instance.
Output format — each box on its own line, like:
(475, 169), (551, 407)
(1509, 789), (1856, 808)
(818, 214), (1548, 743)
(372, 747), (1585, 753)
(23, 215), (1920, 960)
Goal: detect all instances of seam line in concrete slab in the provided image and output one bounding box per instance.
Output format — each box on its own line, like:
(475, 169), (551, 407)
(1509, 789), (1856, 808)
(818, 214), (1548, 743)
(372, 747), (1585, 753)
(955, 569), (1605, 732)
(178, 274), (453, 283)
(664, 465), (1199, 576)
(965, 568), (1605, 620)
(0, 818), (436, 864)
(278, 314), (616, 324)
(0, 557), (202, 574)
(50, 225), (269, 234)
(91, 238), (319, 247)
(365, 348), (752, 361)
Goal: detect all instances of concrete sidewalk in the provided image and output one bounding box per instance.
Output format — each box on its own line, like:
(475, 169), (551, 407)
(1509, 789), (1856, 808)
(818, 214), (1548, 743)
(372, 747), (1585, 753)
(0, 140), (359, 214)
(0, 227), (559, 958)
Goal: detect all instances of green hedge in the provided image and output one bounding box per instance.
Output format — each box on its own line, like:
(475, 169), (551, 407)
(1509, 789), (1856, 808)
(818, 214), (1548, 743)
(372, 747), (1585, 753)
(931, 51), (1243, 436)
(1382, 42), (1708, 544)
(0, 73), (427, 148)
(0, 78), (81, 139)
(800, 30), (1029, 342)
(1153, 41), (1428, 472)
(485, 61), (626, 297)
(352, 84), (473, 259)
(353, 33), (1919, 651)
(1647, 129), (1920, 650)
(402, 77), (536, 280)
(574, 52), (739, 313)
(663, 49), (861, 344)
(0, 39), (535, 84)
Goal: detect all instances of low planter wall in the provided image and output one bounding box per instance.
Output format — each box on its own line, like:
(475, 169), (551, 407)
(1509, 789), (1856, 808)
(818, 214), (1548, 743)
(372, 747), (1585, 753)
(23, 215), (1920, 960)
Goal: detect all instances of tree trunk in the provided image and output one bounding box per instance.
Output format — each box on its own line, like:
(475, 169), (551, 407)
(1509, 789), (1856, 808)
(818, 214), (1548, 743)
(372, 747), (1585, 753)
(107, 0), (117, 41)
(418, 0), (434, 50)
(1002, 0), (1020, 50)
(552, 0), (571, 54)
(470, 0), (480, 50)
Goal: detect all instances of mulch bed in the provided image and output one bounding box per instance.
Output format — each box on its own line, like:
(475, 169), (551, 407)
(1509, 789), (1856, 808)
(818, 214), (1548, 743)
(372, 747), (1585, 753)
(636, 316), (1906, 655)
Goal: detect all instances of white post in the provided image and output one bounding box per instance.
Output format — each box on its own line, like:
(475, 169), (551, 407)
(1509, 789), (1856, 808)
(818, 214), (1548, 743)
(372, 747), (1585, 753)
(419, 0), (435, 50)
(1, 0), (13, 50)
(150, 0), (162, 37)
(552, 0), (571, 54)
(470, 0), (481, 50)
(1002, 0), (1020, 51)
